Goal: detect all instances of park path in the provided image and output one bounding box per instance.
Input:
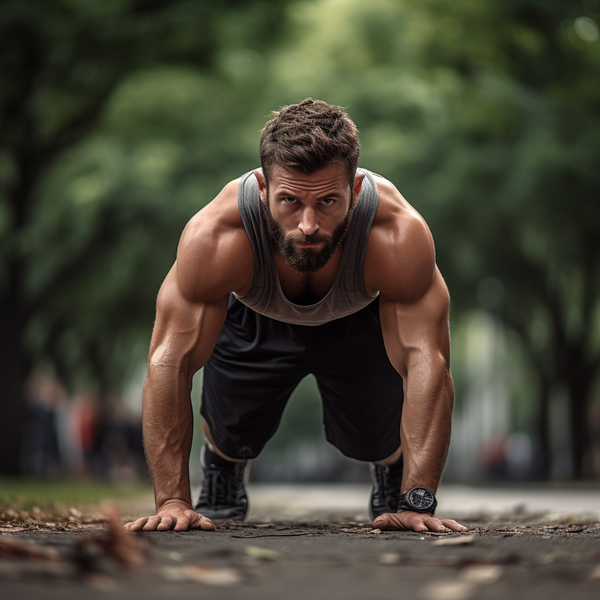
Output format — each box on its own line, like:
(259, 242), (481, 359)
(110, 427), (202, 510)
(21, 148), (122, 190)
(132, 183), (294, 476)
(2, 483), (600, 600)
(244, 482), (600, 522)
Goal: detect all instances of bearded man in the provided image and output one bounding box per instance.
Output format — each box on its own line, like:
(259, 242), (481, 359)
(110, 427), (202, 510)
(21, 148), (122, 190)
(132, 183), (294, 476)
(126, 99), (467, 534)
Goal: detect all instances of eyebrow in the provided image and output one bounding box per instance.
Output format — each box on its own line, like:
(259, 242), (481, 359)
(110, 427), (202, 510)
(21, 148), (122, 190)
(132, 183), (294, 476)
(275, 187), (345, 198)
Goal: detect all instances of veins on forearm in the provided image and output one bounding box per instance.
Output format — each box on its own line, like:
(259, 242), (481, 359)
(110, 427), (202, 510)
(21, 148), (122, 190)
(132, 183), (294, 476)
(400, 362), (454, 491)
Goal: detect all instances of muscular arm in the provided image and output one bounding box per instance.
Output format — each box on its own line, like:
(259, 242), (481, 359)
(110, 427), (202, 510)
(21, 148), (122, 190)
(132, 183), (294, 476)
(142, 267), (229, 516)
(379, 269), (454, 494)
(366, 177), (467, 532)
(126, 181), (252, 532)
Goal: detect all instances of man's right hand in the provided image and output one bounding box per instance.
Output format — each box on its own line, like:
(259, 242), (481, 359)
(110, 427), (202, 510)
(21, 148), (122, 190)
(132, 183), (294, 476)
(124, 500), (215, 532)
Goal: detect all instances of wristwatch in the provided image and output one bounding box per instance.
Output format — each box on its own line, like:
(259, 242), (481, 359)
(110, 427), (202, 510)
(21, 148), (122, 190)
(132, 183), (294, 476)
(398, 486), (438, 514)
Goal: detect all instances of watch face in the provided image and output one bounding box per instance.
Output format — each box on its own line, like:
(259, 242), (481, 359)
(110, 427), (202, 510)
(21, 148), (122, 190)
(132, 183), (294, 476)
(407, 487), (435, 510)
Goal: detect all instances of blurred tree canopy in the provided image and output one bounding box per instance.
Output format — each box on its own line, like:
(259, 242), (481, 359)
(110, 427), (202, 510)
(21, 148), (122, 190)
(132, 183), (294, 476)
(259, 0), (600, 477)
(1, 0), (599, 479)
(0, 0), (287, 474)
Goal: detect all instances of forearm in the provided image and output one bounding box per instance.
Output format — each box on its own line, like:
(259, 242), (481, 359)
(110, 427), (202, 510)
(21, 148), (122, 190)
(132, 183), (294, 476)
(400, 355), (454, 493)
(143, 365), (195, 511)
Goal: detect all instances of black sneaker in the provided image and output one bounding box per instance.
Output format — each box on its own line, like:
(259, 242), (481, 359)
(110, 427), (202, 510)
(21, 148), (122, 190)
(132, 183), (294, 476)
(194, 445), (249, 521)
(368, 457), (403, 520)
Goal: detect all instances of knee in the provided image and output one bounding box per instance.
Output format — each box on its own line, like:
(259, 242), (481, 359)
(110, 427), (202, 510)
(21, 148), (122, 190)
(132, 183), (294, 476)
(202, 420), (247, 463)
(372, 445), (402, 466)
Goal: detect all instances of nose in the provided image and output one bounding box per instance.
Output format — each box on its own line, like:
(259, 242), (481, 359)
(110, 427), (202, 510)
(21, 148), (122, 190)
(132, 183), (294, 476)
(298, 206), (318, 236)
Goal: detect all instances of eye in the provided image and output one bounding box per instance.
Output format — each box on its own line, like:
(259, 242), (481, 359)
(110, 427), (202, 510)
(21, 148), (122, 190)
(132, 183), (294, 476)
(320, 198), (335, 206)
(283, 196), (297, 204)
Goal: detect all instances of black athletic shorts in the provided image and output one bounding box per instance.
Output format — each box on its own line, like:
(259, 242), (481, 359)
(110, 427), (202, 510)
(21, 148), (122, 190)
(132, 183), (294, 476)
(200, 295), (404, 462)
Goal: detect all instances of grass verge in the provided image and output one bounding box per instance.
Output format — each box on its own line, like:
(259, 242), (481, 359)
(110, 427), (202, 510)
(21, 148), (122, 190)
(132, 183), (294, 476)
(0, 477), (153, 513)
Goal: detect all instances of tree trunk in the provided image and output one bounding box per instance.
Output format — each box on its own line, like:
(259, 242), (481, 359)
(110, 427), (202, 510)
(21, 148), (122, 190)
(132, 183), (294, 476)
(0, 292), (28, 474)
(536, 375), (552, 480)
(566, 365), (593, 479)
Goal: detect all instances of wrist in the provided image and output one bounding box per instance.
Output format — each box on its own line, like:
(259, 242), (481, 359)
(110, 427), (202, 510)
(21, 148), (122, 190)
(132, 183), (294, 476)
(398, 486), (438, 515)
(156, 497), (194, 513)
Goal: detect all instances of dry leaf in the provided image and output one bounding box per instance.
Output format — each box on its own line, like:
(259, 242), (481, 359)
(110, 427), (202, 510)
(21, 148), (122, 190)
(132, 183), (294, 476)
(589, 565), (600, 580)
(69, 507), (82, 519)
(432, 535), (476, 546)
(0, 537), (59, 561)
(461, 565), (503, 583)
(422, 579), (474, 600)
(245, 546), (280, 561)
(161, 565), (241, 585)
(75, 503), (149, 570)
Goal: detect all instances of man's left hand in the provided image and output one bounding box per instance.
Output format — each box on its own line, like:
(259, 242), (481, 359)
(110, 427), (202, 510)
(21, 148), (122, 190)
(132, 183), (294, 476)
(373, 511), (469, 533)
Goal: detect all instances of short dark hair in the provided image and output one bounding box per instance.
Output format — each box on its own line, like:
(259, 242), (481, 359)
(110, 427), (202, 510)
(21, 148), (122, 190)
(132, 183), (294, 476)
(259, 98), (361, 185)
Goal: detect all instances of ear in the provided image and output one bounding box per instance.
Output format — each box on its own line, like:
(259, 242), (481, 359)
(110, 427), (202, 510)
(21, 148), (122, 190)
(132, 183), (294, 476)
(352, 172), (365, 205)
(254, 170), (267, 202)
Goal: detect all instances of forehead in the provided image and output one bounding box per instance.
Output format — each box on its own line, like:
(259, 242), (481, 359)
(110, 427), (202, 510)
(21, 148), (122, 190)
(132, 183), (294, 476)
(268, 164), (351, 196)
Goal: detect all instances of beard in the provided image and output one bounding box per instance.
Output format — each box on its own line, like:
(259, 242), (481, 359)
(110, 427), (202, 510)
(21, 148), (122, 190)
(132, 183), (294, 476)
(260, 198), (355, 273)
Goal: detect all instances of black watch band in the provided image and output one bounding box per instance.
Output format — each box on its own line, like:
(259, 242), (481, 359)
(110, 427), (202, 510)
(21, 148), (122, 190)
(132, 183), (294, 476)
(398, 486), (438, 514)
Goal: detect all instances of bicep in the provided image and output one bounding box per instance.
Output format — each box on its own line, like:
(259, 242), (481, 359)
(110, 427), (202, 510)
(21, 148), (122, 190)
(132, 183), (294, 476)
(379, 268), (451, 379)
(149, 266), (229, 383)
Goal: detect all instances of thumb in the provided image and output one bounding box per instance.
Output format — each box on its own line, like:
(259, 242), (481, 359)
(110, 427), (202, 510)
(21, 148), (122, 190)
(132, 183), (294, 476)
(189, 511), (216, 531)
(372, 514), (392, 529)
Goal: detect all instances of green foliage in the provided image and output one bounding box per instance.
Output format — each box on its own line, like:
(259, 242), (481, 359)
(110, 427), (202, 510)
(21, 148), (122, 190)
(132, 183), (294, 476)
(261, 0), (600, 475)
(0, 0), (286, 395)
(0, 476), (152, 512)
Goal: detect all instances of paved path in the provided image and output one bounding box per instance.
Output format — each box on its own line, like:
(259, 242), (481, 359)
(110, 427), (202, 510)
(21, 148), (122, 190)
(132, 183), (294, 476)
(246, 483), (600, 521)
(3, 484), (600, 600)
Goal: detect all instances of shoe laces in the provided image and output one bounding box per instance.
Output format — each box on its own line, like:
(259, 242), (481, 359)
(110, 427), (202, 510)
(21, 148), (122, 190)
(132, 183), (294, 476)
(202, 466), (244, 507)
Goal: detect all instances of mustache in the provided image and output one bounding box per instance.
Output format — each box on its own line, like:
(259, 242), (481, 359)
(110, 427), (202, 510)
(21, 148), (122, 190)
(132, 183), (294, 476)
(287, 233), (328, 244)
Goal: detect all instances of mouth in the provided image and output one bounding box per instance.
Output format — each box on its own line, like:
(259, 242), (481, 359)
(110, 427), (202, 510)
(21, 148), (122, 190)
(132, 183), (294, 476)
(295, 241), (322, 249)
(290, 235), (326, 249)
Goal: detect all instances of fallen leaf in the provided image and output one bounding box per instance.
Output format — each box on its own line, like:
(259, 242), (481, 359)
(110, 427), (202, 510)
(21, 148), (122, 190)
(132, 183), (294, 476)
(422, 579), (474, 600)
(0, 536), (59, 561)
(589, 565), (600, 580)
(461, 565), (503, 583)
(161, 565), (241, 586)
(566, 526), (586, 533)
(379, 553), (400, 565)
(432, 535), (477, 546)
(74, 503), (149, 571)
(69, 507), (82, 519)
(245, 546), (280, 561)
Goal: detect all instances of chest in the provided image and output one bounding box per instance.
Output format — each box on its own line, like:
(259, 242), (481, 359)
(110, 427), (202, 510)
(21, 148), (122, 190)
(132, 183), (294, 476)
(274, 249), (342, 305)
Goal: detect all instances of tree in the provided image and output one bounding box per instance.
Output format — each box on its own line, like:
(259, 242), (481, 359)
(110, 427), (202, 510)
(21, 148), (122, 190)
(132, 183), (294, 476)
(0, 0), (288, 474)
(404, 0), (600, 478)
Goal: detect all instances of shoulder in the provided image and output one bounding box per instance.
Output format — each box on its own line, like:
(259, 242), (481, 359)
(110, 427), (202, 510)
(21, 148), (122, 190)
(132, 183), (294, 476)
(364, 174), (438, 303)
(174, 178), (254, 303)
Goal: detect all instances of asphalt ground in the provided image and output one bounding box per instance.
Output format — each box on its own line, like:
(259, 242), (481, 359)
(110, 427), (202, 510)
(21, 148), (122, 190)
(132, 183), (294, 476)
(1, 484), (600, 600)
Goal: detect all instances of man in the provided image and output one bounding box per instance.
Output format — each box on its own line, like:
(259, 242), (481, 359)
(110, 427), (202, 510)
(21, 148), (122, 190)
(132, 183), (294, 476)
(125, 99), (467, 534)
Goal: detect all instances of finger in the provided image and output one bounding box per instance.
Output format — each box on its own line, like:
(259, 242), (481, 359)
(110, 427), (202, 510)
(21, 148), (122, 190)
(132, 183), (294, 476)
(373, 513), (412, 531)
(141, 515), (163, 531)
(185, 511), (216, 531)
(198, 515), (216, 531)
(440, 519), (469, 532)
(125, 517), (149, 532)
(156, 515), (176, 531)
(422, 516), (451, 533)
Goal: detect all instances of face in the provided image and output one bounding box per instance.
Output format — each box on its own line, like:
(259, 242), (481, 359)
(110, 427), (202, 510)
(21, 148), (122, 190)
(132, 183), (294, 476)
(256, 164), (364, 273)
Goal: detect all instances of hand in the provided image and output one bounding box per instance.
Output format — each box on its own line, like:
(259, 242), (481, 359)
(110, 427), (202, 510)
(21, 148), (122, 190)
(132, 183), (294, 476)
(373, 510), (469, 533)
(124, 500), (215, 532)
